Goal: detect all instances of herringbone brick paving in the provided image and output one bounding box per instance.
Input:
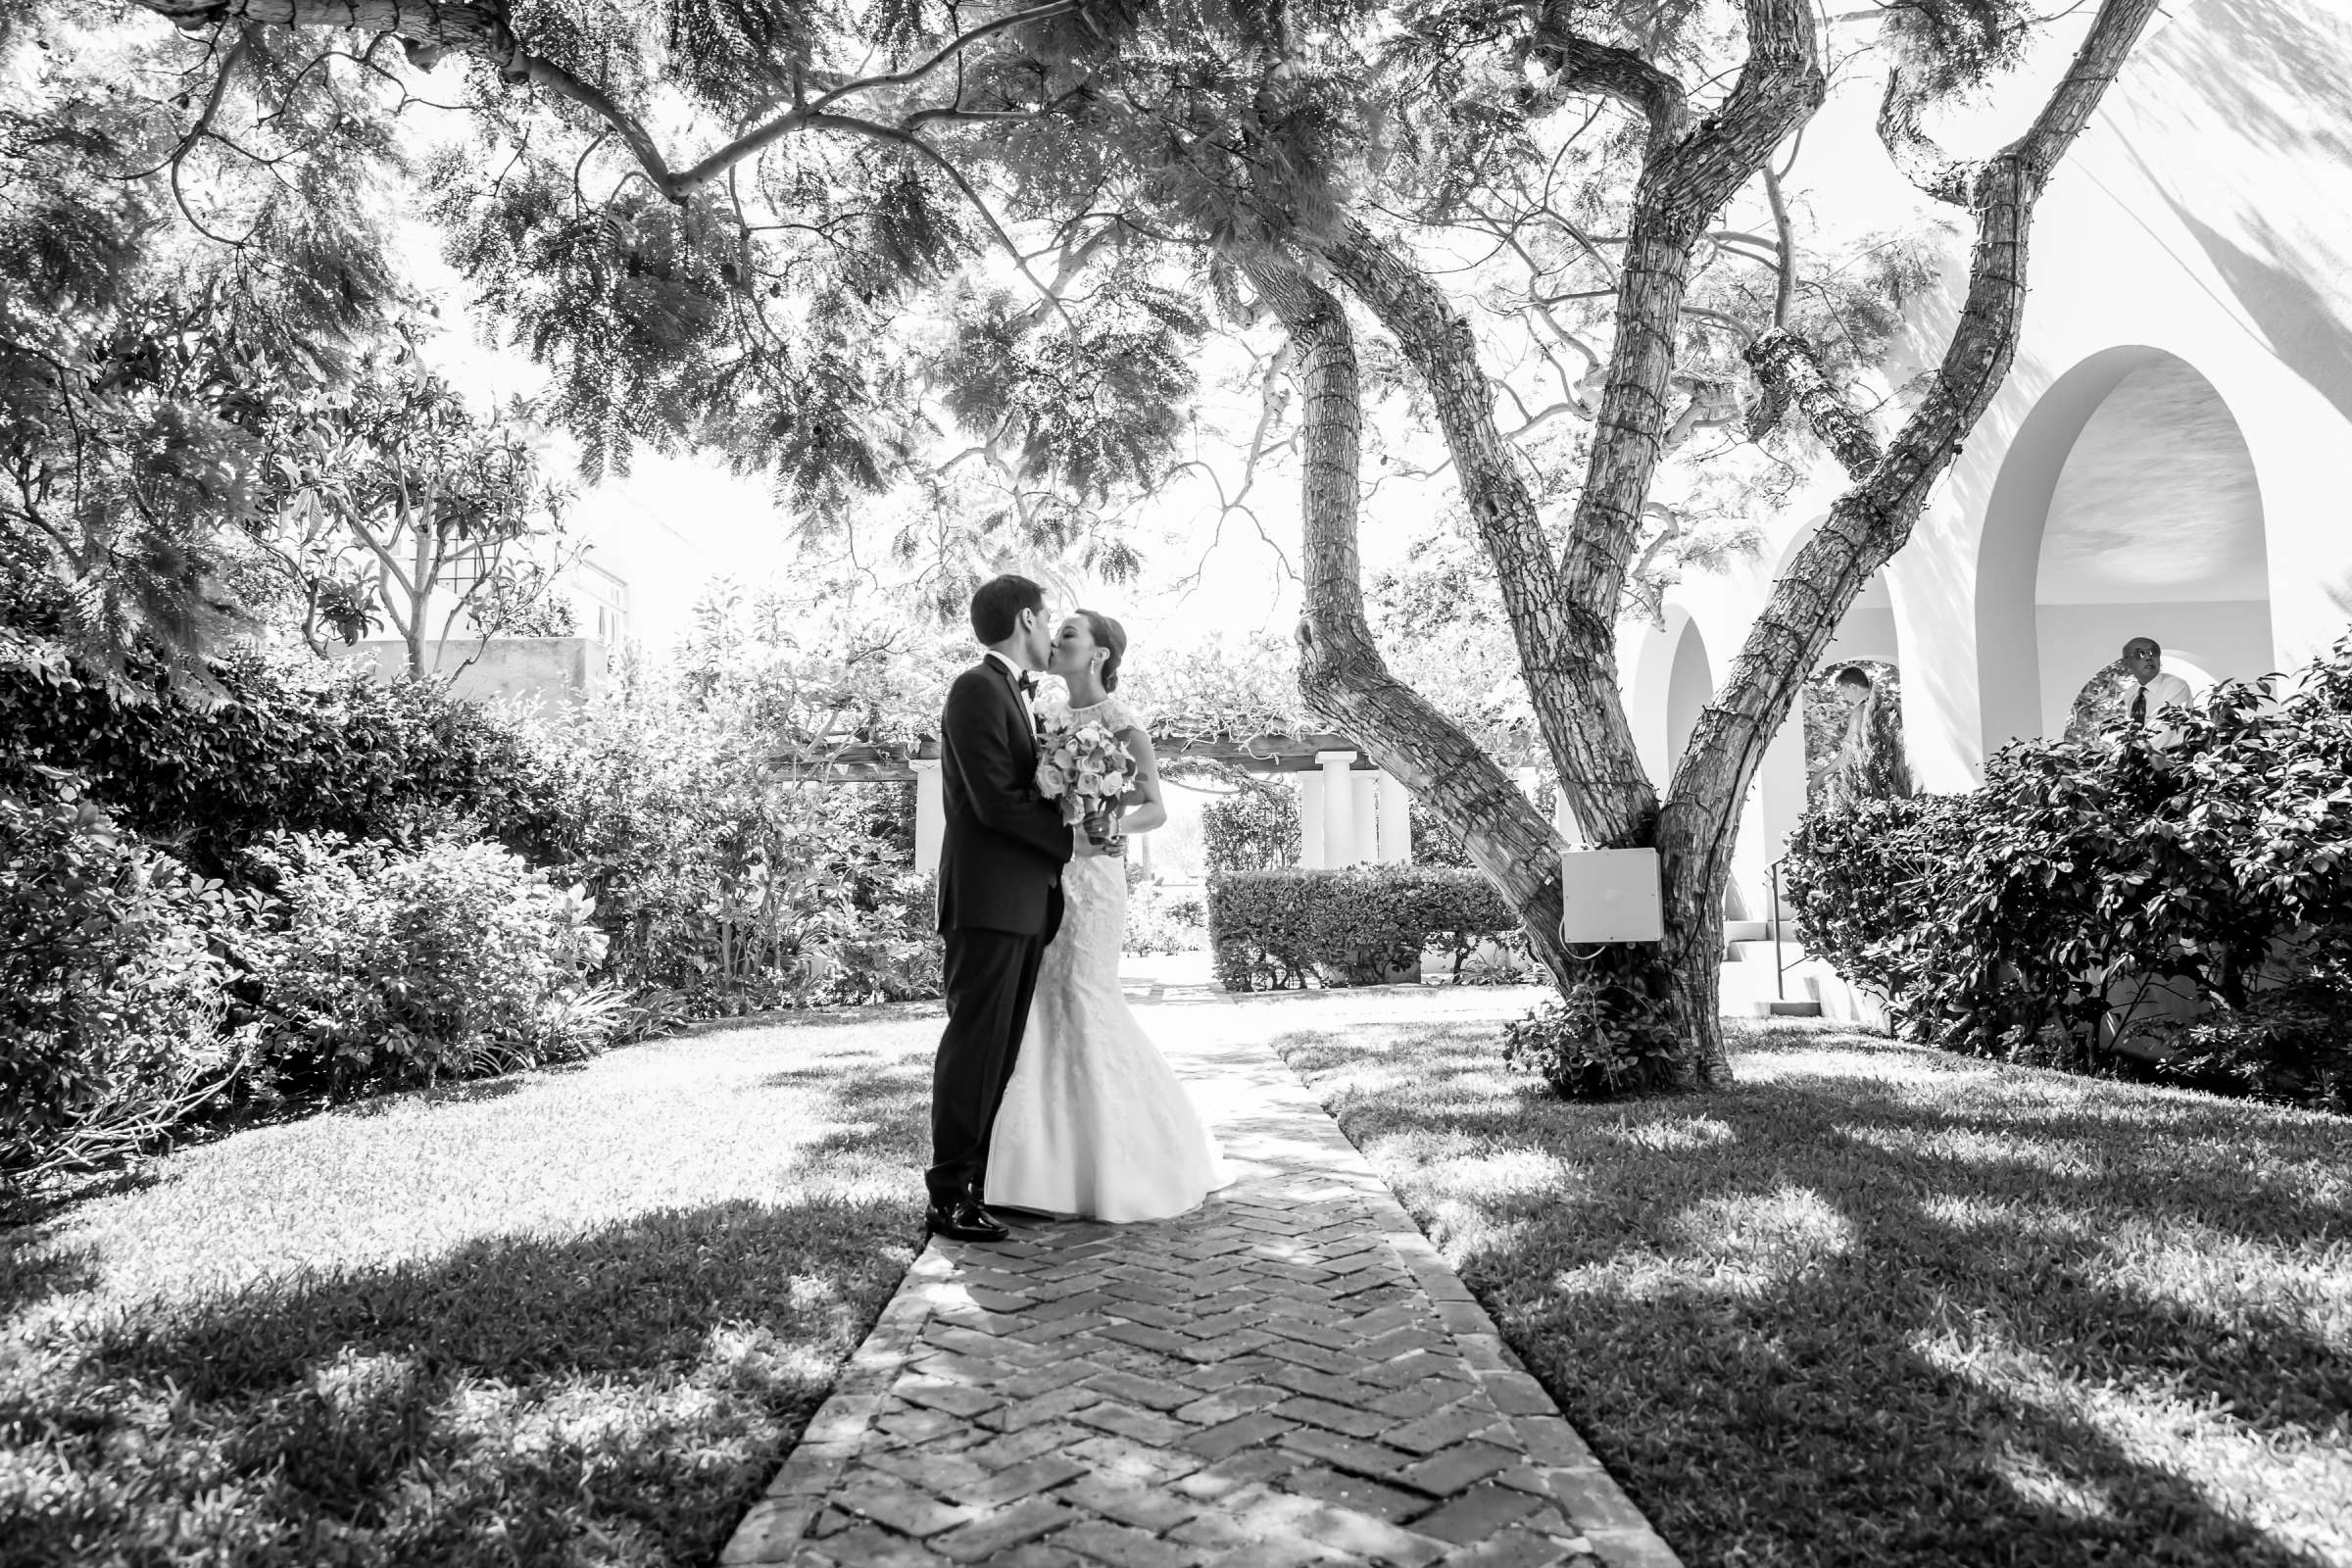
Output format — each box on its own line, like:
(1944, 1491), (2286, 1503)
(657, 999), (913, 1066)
(722, 987), (1680, 1568)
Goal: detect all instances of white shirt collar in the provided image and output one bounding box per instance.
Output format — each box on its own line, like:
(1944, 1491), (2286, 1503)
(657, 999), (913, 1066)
(984, 650), (1033, 697)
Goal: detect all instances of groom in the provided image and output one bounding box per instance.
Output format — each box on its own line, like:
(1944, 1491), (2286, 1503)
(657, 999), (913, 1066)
(927, 574), (1073, 1244)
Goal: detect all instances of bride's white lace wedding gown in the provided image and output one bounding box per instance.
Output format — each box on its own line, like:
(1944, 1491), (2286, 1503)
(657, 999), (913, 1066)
(985, 695), (1231, 1223)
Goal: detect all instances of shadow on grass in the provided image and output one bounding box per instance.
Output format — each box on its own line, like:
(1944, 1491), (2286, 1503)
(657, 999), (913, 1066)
(0, 1233), (98, 1320)
(2, 1048), (936, 1567)
(1277, 1021), (2352, 1568)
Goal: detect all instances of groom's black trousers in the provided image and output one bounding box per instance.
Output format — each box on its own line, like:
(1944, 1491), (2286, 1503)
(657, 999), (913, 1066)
(928, 923), (1050, 1208)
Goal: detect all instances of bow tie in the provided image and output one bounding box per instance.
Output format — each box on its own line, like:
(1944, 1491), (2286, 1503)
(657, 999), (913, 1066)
(1015, 672), (1038, 698)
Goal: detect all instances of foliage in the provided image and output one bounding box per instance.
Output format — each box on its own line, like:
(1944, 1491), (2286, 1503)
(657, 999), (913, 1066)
(674, 577), (962, 764)
(1409, 802), (1474, 869)
(1129, 631), (1314, 756)
(1785, 639), (2352, 1109)
(247, 831), (616, 1099)
(0, 773), (254, 1198)
(0, 12), (411, 673)
(249, 358), (577, 667)
(1502, 979), (1684, 1101)
(2065, 656), (2144, 744)
(1124, 878), (1206, 956)
(515, 685), (939, 1016)
(0, 633), (556, 876)
(1207, 866), (1519, 991)
(1200, 783), (1301, 874)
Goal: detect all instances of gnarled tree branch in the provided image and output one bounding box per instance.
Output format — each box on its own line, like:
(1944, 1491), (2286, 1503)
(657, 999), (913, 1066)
(1238, 245), (1572, 980)
(1684, 0), (2165, 888)
(1525, 4), (1692, 148)
(1742, 327), (1882, 475)
(1877, 67), (1972, 206)
(130, 0), (1078, 205)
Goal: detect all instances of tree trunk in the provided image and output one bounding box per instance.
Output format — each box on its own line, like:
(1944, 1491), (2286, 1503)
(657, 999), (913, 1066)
(1694, 0), (2169, 926)
(1298, 10), (1823, 1088)
(1238, 250), (1580, 985)
(1290, 0), (2158, 1096)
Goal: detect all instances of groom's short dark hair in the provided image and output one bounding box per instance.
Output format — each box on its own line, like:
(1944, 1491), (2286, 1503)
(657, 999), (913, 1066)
(970, 574), (1045, 645)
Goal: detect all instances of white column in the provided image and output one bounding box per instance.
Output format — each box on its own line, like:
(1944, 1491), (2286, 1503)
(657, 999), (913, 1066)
(1317, 750), (1357, 868)
(1350, 770), (1381, 866)
(911, 759), (945, 875)
(1298, 771), (1326, 869)
(1377, 773), (1412, 863)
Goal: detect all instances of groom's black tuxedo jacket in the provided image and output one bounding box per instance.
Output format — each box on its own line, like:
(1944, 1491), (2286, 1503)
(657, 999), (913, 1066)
(936, 658), (1072, 936)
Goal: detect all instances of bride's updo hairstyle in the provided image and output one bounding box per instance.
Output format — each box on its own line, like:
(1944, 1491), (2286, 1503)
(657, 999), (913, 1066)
(1077, 610), (1127, 692)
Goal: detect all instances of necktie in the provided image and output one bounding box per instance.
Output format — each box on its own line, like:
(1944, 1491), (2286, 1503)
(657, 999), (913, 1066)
(2130, 686), (2147, 724)
(1016, 672), (1038, 699)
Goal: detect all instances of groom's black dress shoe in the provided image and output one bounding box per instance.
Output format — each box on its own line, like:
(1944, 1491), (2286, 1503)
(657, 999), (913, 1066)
(926, 1199), (1010, 1244)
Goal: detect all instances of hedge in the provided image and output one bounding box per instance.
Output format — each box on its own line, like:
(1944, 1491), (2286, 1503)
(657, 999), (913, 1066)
(1784, 634), (2352, 1111)
(1207, 865), (1521, 991)
(0, 637), (561, 874)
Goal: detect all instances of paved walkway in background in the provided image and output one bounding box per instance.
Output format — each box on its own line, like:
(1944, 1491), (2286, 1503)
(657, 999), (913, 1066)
(720, 981), (1680, 1568)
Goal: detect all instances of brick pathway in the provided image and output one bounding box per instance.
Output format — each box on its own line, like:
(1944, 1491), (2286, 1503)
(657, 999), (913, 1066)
(721, 988), (1679, 1568)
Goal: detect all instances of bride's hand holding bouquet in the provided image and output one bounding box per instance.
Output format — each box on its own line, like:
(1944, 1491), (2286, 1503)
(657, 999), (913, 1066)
(1035, 715), (1138, 858)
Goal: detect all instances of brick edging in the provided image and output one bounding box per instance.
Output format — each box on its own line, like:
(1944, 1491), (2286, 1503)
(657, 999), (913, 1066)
(1346, 1186), (1684, 1568)
(721, 1249), (955, 1563)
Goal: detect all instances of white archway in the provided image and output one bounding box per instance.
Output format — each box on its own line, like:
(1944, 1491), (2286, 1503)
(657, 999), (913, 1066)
(1665, 617), (1712, 770)
(1976, 347), (2273, 751)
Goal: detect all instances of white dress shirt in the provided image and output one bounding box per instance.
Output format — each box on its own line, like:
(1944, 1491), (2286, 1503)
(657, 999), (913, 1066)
(2131, 669), (2193, 718)
(984, 649), (1035, 717)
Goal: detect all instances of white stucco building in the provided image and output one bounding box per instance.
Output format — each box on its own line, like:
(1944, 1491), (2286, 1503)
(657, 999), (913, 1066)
(1630, 0), (2352, 929)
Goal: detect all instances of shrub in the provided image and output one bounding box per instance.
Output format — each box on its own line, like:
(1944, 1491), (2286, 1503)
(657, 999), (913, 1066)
(1784, 638), (2352, 1107)
(1, 775), (255, 1197)
(0, 636), (558, 874)
(1207, 866), (1519, 991)
(1200, 784), (1299, 874)
(1502, 971), (1683, 1100)
(514, 701), (940, 1014)
(1409, 803), (1474, 869)
(1125, 879), (1206, 956)
(250, 832), (617, 1097)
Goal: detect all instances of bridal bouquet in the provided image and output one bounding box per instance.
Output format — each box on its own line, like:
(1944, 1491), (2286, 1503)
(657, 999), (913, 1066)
(1035, 716), (1138, 856)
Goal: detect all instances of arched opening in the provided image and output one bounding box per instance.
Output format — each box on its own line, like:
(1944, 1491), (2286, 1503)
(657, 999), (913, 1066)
(1665, 617), (1713, 768)
(1977, 348), (2272, 752)
(1803, 659), (1913, 810)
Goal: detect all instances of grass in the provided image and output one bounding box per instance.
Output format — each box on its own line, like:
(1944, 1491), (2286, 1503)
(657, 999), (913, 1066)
(1273, 1016), (2352, 1568)
(0, 1004), (940, 1568)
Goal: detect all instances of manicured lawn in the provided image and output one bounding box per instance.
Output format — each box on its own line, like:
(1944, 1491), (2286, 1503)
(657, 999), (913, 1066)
(0, 1007), (939, 1567)
(1275, 1016), (2352, 1568)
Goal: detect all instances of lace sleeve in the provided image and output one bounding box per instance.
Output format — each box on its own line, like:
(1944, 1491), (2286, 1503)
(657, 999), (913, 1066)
(1101, 697), (1148, 736)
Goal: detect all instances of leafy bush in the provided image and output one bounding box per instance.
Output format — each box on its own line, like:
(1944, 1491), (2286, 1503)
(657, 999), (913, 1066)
(1, 775), (255, 1197)
(1208, 866), (1519, 991)
(1200, 784), (1299, 874)
(1785, 639), (2352, 1109)
(249, 832), (617, 1096)
(1125, 879), (1206, 956)
(514, 701), (940, 1014)
(0, 635), (558, 874)
(1502, 973), (1683, 1100)
(1409, 803), (1474, 869)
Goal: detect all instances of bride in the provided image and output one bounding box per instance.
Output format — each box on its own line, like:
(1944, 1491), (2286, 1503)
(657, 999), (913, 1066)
(984, 611), (1232, 1223)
